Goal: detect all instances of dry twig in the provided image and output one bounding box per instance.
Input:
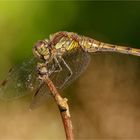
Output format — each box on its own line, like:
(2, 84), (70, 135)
(41, 75), (74, 140)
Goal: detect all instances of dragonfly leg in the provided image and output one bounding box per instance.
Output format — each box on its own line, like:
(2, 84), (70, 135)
(53, 57), (62, 73)
(37, 62), (51, 77)
(37, 57), (63, 78)
(58, 56), (73, 89)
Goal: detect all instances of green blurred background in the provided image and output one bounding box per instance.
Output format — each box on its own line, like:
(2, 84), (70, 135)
(0, 1), (140, 140)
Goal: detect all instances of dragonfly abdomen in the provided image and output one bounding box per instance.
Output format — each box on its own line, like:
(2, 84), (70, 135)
(100, 43), (140, 56)
(79, 36), (100, 52)
(79, 36), (140, 57)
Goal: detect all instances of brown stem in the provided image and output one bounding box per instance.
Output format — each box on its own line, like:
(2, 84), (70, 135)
(41, 75), (74, 140)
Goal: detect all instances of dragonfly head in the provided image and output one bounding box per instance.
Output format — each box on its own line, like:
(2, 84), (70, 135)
(33, 39), (52, 62)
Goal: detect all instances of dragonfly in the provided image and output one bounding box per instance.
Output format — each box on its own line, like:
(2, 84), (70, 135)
(0, 31), (140, 109)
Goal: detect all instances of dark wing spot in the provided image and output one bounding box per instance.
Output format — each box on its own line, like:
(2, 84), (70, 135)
(1, 79), (7, 86)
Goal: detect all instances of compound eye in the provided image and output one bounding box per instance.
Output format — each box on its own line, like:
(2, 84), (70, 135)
(33, 40), (46, 60)
(35, 40), (45, 48)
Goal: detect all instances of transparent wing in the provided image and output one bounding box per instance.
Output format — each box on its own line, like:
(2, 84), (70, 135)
(50, 47), (91, 89)
(0, 57), (40, 100)
(29, 82), (51, 110)
(30, 47), (91, 110)
(0, 47), (90, 109)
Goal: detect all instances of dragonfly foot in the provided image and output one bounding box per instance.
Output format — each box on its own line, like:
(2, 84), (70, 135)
(37, 63), (48, 75)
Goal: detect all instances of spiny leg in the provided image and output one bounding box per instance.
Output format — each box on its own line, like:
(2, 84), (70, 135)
(33, 60), (61, 100)
(53, 57), (62, 73)
(37, 63), (49, 76)
(36, 57), (62, 77)
(33, 81), (44, 97)
(34, 59), (61, 98)
(36, 57), (72, 89)
(58, 56), (73, 89)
